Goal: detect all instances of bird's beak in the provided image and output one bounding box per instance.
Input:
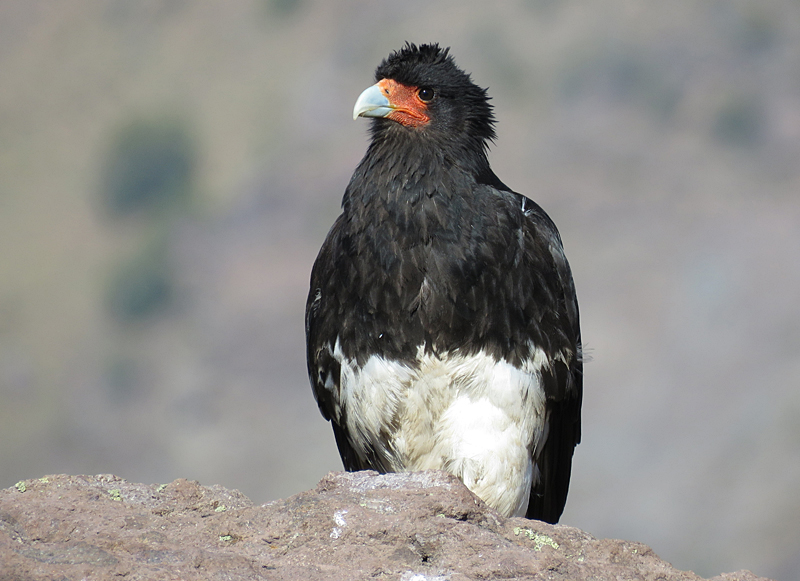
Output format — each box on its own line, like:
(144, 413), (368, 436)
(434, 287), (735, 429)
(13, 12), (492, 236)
(353, 83), (393, 120)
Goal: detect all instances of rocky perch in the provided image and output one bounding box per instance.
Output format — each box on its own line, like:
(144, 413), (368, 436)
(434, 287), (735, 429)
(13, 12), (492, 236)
(1, 471), (770, 581)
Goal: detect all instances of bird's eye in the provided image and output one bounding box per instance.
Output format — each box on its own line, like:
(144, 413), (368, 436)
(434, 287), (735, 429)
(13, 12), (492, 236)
(417, 87), (435, 102)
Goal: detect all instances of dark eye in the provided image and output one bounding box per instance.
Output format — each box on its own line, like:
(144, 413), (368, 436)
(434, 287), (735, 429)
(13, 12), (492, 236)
(417, 87), (435, 102)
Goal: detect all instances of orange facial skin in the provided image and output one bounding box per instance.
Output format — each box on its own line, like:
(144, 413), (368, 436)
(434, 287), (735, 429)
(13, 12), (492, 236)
(376, 78), (431, 128)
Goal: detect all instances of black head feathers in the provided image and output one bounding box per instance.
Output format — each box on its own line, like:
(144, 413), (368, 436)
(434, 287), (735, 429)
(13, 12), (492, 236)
(371, 42), (497, 148)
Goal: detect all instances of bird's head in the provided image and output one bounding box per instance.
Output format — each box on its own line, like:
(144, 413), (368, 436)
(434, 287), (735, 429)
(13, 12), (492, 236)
(354, 43), (497, 153)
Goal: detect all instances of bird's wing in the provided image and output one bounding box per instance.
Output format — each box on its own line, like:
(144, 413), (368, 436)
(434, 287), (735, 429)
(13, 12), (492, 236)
(306, 214), (392, 472)
(306, 216), (361, 471)
(515, 195), (583, 524)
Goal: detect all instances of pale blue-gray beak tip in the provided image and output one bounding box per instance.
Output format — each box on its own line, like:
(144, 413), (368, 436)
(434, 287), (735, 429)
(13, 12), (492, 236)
(353, 84), (392, 120)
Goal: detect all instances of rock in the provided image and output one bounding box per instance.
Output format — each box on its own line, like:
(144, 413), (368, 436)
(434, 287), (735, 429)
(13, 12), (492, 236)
(0, 471), (771, 581)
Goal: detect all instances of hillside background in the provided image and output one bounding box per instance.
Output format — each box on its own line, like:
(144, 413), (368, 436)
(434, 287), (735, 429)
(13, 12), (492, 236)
(1, 1), (798, 579)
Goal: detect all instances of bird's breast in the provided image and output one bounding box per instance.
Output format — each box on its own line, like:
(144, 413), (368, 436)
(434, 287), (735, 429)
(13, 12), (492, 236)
(333, 189), (536, 366)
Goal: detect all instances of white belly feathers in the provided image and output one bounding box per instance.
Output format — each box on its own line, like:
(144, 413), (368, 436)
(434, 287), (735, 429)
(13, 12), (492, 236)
(330, 339), (550, 517)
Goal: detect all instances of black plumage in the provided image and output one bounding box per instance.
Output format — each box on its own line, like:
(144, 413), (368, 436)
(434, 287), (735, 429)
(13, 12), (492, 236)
(306, 43), (582, 523)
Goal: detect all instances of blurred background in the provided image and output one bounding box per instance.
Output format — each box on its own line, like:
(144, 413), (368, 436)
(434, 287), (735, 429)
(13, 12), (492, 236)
(1, 1), (799, 578)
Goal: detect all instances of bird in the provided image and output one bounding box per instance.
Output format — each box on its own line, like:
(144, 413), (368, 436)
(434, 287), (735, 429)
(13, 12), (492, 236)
(305, 43), (582, 524)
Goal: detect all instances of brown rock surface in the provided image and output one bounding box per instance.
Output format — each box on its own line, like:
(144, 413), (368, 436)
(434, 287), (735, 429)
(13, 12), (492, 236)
(0, 471), (770, 581)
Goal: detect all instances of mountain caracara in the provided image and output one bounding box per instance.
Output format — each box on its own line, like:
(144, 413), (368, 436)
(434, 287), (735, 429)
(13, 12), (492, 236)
(305, 43), (582, 523)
